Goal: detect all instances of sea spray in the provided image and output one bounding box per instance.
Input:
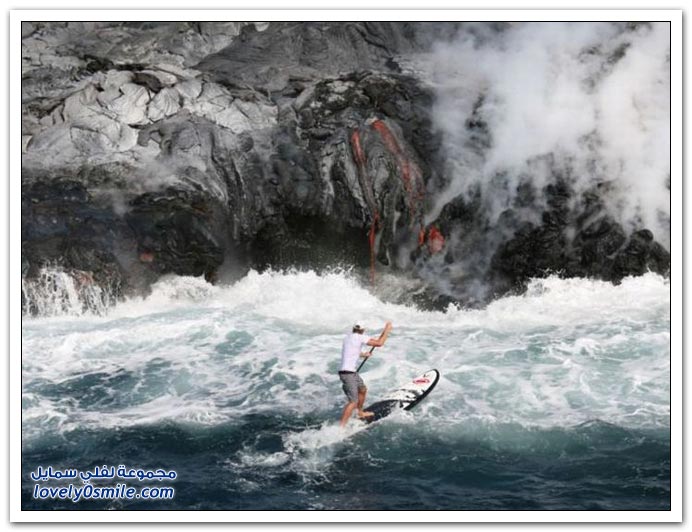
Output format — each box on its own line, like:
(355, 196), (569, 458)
(21, 266), (119, 317)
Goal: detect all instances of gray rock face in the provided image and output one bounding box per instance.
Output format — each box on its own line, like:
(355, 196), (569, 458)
(21, 21), (669, 313)
(196, 22), (460, 92)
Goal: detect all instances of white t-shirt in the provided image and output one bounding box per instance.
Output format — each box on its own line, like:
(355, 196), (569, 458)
(340, 332), (372, 372)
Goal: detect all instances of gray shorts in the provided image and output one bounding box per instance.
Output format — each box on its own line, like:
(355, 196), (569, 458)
(339, 372), (366, 403)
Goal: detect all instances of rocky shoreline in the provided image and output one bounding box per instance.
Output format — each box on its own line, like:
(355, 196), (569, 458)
(21, 22), (670, 313)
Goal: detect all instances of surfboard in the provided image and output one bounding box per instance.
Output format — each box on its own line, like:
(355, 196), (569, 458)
(362, 369), (440, 424)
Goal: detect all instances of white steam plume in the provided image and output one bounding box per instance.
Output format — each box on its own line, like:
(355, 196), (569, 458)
(427, 22), (670, 248)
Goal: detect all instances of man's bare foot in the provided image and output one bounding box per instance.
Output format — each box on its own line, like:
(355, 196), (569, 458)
(357, 411), (374, 419)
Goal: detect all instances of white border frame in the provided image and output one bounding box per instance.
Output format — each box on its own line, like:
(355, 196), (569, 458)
(9, 9), (682, 523)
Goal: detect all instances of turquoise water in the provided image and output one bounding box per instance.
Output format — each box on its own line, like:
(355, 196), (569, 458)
(22, 271), (670, 510)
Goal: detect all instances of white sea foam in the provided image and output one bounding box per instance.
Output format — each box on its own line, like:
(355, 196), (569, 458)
(22, 270), (670, 447)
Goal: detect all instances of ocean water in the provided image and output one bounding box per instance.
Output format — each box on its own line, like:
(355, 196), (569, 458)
(21, 270), (671, 511)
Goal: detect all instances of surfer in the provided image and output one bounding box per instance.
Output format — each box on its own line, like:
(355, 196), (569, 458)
(338, 321), (392, 426)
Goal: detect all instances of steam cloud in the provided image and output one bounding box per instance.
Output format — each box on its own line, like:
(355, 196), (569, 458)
(427, 21), (670, 249)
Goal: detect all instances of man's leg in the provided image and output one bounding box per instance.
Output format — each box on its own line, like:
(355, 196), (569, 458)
(339, 373), (360, 427)
(340, 402), (357, 427)
(357, 387), (373, 418)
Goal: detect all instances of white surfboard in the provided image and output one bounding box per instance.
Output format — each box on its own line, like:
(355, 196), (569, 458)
(363, 369), (440, 424)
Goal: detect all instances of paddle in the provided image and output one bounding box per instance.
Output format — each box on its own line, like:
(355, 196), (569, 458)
(356, 346), (376, 372)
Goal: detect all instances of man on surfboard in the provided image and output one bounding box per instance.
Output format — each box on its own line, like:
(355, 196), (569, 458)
(338, 321), (392, 426)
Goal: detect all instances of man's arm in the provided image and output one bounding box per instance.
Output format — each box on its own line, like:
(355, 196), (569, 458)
(366, 321), (392, 348)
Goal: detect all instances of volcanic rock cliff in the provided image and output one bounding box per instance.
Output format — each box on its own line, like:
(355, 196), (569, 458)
(21, 21), (670, 313)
